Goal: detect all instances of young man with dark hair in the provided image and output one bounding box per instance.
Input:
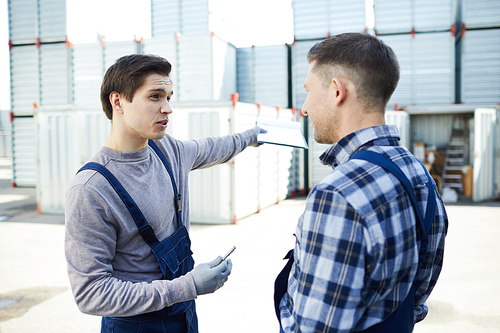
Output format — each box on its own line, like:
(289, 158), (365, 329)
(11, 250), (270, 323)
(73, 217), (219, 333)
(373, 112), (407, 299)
(65, 54), (260, 333)
(275, 33), (448, 332)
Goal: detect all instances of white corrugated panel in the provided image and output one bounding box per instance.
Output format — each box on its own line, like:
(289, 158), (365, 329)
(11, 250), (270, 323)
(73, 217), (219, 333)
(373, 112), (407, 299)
(103, 40), (139, 71)
(38, 0), (66, 42)
(461, 29), (500, 104)
(473, 108), (498, 202)
(463, 0), (500, 29)
(187, 106), (234, 223)
(385, 110), (410, 149)
(12, 116), (36, 187)
(374, 0), (412, 34)
(151, 0), (180, 37)
(72, 42), (104, 107)
(177, 34), (213, 101)
(414, 0), (453, 32)
(292, 39), (320, 110)
(254, 45), (289, 108)
(410, 113), (455, 148)
(0, 110), (12, 158)
(378, 34), (413, 109)
(233, 103), (261, 220)
(258, 106), (281, 209)
(180, 0), (209, 34)
(236, 47), (253, 103)
(36, 106), (111, 214)
(413, 32), (454, 105)
(142, 36), (179, 103)
(277, 108), (297, 200)
(177, 33), (235, 102)
(10, 44), (39, 115)
(292, 0), (330, 40)
(329, 0), (366, 35)
(39, 43), (72, 106)
(8, 0), (37, 44)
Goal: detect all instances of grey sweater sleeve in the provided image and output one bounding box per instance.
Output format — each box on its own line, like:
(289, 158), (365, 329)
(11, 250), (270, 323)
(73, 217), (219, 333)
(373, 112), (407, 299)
(65, 184), (198, 317)
(181, 127), (259, 170)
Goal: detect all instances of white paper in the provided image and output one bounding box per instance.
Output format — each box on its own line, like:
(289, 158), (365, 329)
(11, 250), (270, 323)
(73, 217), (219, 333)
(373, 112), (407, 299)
(256, 117), (308, 149)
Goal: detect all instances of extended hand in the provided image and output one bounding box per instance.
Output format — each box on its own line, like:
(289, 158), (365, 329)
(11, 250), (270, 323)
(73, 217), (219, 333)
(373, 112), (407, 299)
(191, 256), (233, 295)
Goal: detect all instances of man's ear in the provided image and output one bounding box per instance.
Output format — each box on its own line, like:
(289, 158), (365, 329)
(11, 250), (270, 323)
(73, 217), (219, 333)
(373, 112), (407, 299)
(109, 92), (124, 114)
(331, 77), (347, 106)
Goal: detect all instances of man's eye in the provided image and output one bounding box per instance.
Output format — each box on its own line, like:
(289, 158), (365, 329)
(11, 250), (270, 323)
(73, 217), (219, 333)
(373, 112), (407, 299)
(151, 94), (159, 99)
(167, 96), (171, 102)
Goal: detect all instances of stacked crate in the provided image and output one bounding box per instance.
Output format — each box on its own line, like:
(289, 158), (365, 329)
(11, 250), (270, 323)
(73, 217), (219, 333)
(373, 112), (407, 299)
(8, 0), (70, 187)
(374, 0), (457, 109)
(459, 0), (500, 104)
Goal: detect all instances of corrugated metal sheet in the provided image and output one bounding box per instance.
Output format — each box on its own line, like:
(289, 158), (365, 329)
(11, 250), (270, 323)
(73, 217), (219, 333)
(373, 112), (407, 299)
(8, 0), (37, 44)
(410, 113), (455, 148)
(177, 33), (235, 102)
(379, 32), (455, 108)
(463, 0), (500, 29)
(236, 47), (253, 103)
(385, 110), (410, 149)
(414, 0), (454, 32)
(329, 0), (366, 35)
(39, 43), (72, 106)
(180, 0), (209, 34)
(103, 40), (139, 71)
(374, 0), (454, 34)
(38, 0), (66, 42)
(292, 39), (320, 110)
(236, 45), (289, 108)
(72, 42), (104, 106)
(36, 107), (111, 214)
(10, 44), (39, 115)
(293, 0), (365, 40)
(461, 28), (500, 104)
(151, 0), (180, 37)
(413, 32), (454, 105)
(141, 36), (179, 103)
(12, 116), (36, 187)
(292, 0), (330, 40)
(0, 111), (12, 158)
(374, 0), (413, 34)
(378, 34), (413, 109)
(473, 108), (498, 202)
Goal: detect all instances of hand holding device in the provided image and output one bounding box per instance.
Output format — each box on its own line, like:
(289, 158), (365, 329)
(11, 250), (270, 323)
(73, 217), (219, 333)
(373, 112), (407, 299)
(191, 247), (235, 295)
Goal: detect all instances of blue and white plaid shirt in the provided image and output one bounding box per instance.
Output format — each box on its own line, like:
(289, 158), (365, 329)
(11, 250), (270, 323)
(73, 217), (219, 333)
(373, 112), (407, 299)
(279, 125), (448, 332)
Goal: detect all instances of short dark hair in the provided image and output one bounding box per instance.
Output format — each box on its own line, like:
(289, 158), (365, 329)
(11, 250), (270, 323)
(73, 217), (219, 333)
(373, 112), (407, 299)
(100, 54), (172, 120)
(307, 33), (400, 112)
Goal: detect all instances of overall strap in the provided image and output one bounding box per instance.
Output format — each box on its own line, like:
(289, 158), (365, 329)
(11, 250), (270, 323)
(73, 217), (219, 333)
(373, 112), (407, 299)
(78, 162), (161, 248)
(148, 140), (183, 228)
(350, 150), (436, 242)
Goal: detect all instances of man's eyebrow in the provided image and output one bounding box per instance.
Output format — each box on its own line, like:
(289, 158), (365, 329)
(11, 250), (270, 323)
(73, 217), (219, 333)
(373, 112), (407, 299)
(147, 88), (167, 93)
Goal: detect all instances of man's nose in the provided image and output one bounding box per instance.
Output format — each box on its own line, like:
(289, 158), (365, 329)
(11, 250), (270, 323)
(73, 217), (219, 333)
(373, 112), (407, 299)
(161, 100), (173, 114)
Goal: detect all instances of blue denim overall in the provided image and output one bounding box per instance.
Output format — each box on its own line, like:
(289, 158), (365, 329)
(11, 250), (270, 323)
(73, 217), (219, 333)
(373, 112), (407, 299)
(79, 140), (198, 333)
(274, 150), (436, 333)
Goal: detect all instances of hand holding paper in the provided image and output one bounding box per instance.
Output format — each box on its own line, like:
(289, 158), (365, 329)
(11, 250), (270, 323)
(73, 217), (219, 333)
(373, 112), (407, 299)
(256, 117), (308, 149)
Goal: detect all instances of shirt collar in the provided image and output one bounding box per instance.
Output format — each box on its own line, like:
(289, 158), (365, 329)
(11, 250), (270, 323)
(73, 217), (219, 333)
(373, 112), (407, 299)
(319, 125), (401, 168)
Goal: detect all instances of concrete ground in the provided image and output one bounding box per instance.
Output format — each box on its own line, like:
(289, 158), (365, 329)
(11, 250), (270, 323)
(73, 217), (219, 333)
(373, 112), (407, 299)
(0, 157), (499, 332)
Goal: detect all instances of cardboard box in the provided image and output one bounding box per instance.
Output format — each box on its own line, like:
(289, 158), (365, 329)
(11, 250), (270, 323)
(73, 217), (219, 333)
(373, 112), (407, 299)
(462, 166), (473, 197)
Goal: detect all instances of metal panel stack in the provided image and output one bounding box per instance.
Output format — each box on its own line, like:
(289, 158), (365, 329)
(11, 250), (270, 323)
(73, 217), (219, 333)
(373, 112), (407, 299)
(292, 0), (366, 40)
(72, 42), (104, 107)
(374, 0), (456, 110)
(8, 0), (69, 187)
(236, 44), (290, 108)
(460, 0), (500, 104)
(34, 102), (299, 222)
(176, 32), (236, 102)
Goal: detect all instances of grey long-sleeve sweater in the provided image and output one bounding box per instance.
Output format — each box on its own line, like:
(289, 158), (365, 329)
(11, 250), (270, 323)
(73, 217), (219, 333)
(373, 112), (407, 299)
(65, 128), (258, 317)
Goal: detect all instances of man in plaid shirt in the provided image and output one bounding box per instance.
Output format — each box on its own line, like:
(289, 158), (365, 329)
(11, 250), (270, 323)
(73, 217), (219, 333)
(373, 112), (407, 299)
(275, 33), (448, 332)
